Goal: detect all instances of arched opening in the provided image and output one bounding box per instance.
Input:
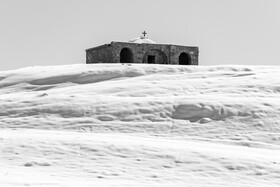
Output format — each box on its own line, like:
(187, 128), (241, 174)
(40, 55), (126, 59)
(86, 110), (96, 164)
(142, 49), (167, 64)
(120, 48), (133, 63)
(179, 52), (191, 65)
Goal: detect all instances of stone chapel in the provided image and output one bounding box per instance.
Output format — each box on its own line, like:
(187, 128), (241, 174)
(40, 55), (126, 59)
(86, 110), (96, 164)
(86, 32), (199, 65)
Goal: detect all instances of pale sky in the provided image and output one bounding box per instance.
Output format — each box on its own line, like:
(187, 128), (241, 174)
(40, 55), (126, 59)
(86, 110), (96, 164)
(0, 0), (280, 70)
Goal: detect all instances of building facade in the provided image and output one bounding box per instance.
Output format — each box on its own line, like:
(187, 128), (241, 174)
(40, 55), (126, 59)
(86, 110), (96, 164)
(86, 36), (199, 65)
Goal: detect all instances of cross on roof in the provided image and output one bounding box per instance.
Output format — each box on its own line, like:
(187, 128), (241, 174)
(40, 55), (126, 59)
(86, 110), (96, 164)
(142, 31), (147, 37)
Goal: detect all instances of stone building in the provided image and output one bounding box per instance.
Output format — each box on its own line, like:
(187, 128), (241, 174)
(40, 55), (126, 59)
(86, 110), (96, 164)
(86, 33), (199, 65)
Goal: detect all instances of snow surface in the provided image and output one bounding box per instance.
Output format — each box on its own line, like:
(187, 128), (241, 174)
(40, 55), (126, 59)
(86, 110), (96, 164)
(1, 63), (280, 186)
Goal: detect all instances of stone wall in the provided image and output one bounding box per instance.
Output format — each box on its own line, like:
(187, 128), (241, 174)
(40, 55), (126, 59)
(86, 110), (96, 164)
(170, 45), (199, 65)
(110, 42), (171, 64)
(142, 49), (168, 64)
(86, 42), (199, 65)
(86, 44), (113, 63)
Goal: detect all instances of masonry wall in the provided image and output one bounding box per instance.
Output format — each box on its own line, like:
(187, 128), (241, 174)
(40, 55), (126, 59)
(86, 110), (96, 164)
(111, 42), (171, 64)
(170, 45), (199, 65)
(86, 42), (199, 65)
(86, 44), (113, 63)
(142, 49), (168, 64)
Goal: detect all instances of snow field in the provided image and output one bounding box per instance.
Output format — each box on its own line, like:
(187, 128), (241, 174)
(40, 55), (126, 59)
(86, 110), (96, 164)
(1, 64), (280, 186)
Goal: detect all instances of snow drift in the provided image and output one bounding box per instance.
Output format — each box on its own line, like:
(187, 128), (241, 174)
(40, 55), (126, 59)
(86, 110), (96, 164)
(1, 64), (280, 186)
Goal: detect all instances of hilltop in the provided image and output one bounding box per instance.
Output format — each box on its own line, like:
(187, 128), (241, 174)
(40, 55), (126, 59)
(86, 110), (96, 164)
(1, 64), (280, 186)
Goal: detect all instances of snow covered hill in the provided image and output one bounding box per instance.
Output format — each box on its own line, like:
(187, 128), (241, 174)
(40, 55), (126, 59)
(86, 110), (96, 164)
(1, 64), (280, 186)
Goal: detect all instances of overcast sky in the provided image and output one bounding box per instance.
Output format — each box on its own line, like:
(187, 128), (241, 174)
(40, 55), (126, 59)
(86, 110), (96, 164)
(0, 0), (279, 70)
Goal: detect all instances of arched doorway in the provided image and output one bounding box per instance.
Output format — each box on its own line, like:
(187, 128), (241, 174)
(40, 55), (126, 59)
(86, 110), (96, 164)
(179, 52), (191, 65)
(120, 48), (133, 63)
(142, 49), (167, 64)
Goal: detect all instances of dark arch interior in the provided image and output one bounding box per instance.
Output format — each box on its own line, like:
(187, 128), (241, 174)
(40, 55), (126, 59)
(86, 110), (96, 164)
(120, 48), (133, 63)
(179, 52), (191, 65)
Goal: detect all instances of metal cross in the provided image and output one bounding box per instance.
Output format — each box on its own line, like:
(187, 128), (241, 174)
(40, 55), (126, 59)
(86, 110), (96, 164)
(142, 31), (147, 37)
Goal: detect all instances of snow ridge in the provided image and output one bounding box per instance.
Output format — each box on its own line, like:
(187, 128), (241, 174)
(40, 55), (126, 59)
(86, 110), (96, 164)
(1, 64), (280, 186)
